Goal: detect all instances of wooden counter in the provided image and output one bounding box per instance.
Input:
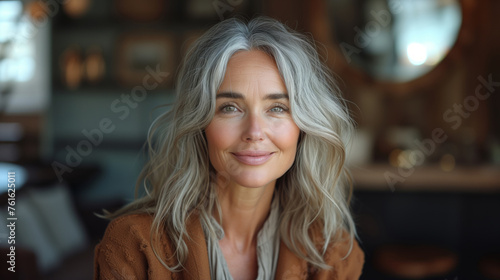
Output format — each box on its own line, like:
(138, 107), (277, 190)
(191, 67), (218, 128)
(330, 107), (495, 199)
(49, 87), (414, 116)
(350, 164), (500, 192)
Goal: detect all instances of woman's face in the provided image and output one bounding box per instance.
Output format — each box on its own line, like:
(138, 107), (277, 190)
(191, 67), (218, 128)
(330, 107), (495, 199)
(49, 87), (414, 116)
(205, 50), (300, 189)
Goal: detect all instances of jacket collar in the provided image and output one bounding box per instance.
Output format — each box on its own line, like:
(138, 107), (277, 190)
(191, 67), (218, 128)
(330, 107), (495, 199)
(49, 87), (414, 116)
(180, 211), (308, 279)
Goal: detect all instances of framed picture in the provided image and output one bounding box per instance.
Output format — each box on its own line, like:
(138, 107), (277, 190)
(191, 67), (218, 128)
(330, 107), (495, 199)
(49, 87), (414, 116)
(115, 33), (177, 88)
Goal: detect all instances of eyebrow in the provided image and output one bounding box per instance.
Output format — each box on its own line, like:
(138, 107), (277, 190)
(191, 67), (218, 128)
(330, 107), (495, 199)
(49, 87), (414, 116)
(216, 92), (289, 100)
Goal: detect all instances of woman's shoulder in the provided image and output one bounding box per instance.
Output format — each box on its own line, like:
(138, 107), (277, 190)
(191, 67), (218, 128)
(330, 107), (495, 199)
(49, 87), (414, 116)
(308, 224), (365, 277)
(95, 214), (177, 278)
(325, 233), (364, 278)
(106, 213), (154, 229)
(102, 213), (155, 239)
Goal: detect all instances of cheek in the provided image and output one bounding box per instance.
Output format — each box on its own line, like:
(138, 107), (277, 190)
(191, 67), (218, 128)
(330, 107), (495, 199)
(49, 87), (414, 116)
(206, 121), (235, 150)
(271, 121), (301, 154)
(205, 121), (237, 167)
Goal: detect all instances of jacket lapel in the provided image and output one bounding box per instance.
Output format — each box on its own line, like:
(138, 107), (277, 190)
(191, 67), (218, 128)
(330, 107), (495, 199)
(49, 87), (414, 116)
(275, 240), (308, 279)
(181, 212), (211, 279)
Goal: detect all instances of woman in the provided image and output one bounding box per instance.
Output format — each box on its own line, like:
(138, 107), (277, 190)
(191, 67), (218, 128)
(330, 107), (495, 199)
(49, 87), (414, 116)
(94, 17), (364, 279)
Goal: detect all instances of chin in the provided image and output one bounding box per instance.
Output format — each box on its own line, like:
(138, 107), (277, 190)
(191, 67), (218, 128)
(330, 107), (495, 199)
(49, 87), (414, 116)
(228, 171), (281, 189)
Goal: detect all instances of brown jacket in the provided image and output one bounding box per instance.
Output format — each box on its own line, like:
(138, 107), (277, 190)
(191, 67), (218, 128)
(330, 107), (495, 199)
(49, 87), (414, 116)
(94, 213), (364, 279)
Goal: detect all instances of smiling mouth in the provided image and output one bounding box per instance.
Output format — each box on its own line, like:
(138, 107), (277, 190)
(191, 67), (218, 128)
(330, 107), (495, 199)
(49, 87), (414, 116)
(231, 152), (274, 166)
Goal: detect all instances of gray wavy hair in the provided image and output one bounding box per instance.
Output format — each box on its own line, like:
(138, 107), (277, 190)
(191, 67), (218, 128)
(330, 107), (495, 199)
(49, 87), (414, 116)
(105, 16), (356, 271)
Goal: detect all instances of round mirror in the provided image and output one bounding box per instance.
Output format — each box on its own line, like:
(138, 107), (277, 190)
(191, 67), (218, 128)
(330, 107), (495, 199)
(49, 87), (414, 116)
(328, 0), (462, 82)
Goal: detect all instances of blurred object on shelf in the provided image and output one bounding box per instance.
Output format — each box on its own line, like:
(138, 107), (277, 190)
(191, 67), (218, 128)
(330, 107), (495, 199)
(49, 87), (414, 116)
(60, 47), (83, 90)
(379, 126), (428, 168)
(63, 0), (91, 18)
(388, 148), (426, 169)
(388, 148), (402, 167)
(439, 153), (456, 172)
(84, 46), (105, 84)
(374, 244), (458, 279)
(114, 0), (165, 22)
(115, 33), (176, 87)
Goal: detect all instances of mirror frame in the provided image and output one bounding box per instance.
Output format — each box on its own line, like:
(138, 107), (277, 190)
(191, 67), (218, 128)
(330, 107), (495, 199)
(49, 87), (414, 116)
(305, 0), (491, 96)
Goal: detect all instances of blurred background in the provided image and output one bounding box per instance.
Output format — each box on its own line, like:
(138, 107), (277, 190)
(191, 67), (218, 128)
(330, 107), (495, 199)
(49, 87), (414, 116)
(0, 0), (499, 279)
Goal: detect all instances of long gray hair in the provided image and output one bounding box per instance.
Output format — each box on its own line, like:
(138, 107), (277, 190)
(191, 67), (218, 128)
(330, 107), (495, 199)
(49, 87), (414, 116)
(105, 16), (356, 271)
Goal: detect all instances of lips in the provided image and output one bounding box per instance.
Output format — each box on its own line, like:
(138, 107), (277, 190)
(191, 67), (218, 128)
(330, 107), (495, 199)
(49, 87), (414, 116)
(232, 151), (274, 166)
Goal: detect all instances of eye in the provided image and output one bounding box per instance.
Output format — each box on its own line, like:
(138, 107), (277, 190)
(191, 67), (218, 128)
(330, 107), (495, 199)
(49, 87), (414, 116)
(220, 104), (239, 113)
(270, 107), (284, 113)
(269, 103), (289, 114)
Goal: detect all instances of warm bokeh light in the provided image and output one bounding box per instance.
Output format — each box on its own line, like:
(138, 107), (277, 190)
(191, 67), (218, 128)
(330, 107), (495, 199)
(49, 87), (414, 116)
(440, 154), (456, 172)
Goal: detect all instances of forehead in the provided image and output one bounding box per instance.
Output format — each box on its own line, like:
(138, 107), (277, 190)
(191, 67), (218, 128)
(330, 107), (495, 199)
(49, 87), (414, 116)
(227, 50), (277, 69)
(219, 50), (286, 93)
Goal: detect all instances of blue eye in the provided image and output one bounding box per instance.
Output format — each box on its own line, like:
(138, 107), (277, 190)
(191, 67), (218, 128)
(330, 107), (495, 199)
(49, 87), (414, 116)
(269, 103), (289, 113)
(270, 107), (284, 113)
(221, 105), (238, 113)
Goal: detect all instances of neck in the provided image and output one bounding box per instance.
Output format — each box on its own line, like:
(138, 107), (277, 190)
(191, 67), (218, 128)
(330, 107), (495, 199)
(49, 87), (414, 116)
(215, 180), (275, 252)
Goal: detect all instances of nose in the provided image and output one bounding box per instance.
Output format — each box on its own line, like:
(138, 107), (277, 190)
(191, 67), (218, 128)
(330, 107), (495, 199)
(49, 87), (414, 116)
(242, 112), (265, 142)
